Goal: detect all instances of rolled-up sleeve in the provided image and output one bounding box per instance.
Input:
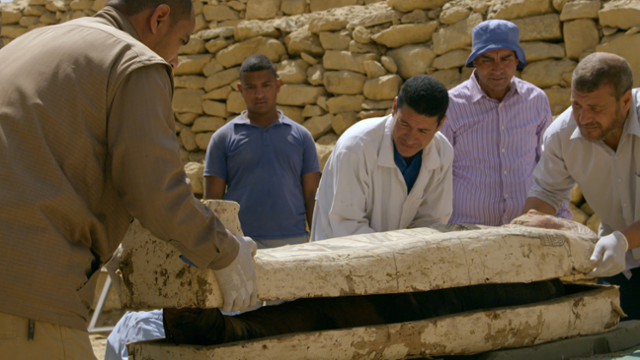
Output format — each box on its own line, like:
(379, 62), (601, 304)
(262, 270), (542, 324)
(107, 64), (238, 270)
(528, 129), (575, 212)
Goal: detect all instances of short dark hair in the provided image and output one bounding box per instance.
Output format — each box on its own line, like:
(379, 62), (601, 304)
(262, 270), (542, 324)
(396, 75), (449, 124)
(107, 0), (193, 23)
(572, 52), (633, 100)
(240, 54), (278, 80)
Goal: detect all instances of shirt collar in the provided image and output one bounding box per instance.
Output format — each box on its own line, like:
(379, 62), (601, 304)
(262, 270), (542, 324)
(235, 110), (287, 126)
(570, 94), (640, 141)
(379, 115), (440, 170)
(468, 70), (520, 103)
(93, 6), (140, 41)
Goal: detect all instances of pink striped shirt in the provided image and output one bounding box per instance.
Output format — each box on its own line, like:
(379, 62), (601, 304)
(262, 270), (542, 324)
(441, 72), (571, 225)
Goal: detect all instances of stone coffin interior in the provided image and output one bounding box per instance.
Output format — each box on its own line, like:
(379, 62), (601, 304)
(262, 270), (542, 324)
(127, 283), (622, 359)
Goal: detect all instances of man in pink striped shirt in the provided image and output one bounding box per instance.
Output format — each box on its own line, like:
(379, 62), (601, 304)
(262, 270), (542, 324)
(440, 20), (570, 226)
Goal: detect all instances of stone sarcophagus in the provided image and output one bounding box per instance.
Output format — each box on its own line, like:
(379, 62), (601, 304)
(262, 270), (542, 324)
(116, 200), (623, 359)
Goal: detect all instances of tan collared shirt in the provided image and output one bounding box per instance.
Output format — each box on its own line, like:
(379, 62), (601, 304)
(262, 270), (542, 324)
(0, 7), (237, 330)
(529, 89), (640, 270)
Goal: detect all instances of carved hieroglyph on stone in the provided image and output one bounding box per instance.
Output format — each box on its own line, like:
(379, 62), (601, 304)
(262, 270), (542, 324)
(129, 285), (621, 360)
(116, 199), (599, 309)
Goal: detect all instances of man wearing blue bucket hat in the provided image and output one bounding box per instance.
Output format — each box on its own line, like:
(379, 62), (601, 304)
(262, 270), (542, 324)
(440, 20), (571, 226)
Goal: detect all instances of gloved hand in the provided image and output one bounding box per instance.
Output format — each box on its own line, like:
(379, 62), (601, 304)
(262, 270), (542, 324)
(213, 235), (259, 313)
(586, 231), (628, 278)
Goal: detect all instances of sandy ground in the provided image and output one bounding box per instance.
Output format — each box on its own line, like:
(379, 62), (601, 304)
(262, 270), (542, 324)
(90, 333), (109, 360)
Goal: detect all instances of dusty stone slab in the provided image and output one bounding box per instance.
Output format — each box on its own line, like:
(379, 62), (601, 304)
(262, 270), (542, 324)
(386, 44), (436, 79)
(319, 31), (351, 50)
(323, 70), (367, 95)
(364, 60), (387, 78)
(202, 100), (228, 118)
(347, 8), (403, 29)
(521, 41), (565, 62)
(433, 49), (471, 70)
(323, 50), (379, 74)
(310, 0), (357, 12)
(306, 64), (325, 86)
(488, 0), (555, 20)
(277, 105), (304, 123)
(388, 0), (447, 12)
(245, 0), (279, 20)
(560, 0), (601, 21)
(191, 117), (226, 133)
(370, 22), (439, 48)
(564, 19), (599, 60)
(234, 20), (279, 41)
(433, 13), (483, 55)
(432, 68), (463, 90)
(439, 6), (470, 24)
(285, 26), (324, 56)
(277, 84), (327, 106)
(129, 286), (620, 359)
(512, 14), (562, 42)
(363, 74), (403, 100)
(173, 89), (205, 114)
(202, 5), (239, 22)
(309, 16), (349, 33)
(331, 111), (359, 135)
(303, 113), (334, 139)
(217, 37), (286, 68)
(521, 58), (576, 88)
(116, 217), (598, 309)
(326, 95), (365, 114)
(179, 37), (205, 55)
(226, 91), (246, 114)
(598, 0), (640, 30)
(544, 86), (572, 115)
(276, 59), (308, 84)
(204, 67), (239, 92)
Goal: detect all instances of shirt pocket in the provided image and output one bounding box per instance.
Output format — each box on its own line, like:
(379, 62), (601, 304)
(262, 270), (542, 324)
(0, 312), (18, 339)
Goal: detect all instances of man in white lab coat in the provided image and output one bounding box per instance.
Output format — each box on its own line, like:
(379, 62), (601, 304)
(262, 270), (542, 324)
(311, 75), (453, 241)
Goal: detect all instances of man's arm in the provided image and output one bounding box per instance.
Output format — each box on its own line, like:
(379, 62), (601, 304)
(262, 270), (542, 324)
(204, 176), (226, 200)
(522, 197), (557, 216)
(301, 172), (320, 229)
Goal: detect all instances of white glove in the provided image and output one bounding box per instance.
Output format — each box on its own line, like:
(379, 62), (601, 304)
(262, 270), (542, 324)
(586, 231), (628, 278)
(105, 244), (124, 298)
(213, 235), (259, 313)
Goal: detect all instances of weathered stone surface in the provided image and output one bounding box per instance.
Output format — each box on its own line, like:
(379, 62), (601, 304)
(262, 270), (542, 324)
(387, 44), (436, 79)
(202, 59), (224, 77)
(131, 285), (620, 360)
(364, 60), (387, 78)
(317, 133), (339, 145)
(307, 64), (326, 85)
(323, 50), (379, 74)
(488, 0), (555, 20)
(433, 49), (471, 70)
(226, 91), (247, 114)
(277, 59), (308, 84)
(205, 67), (240, 92)
(278, 105), (304, 123)
(227, 1), (246, 12)
(326, 95), (365, 114)
(433, 13), (483, 55)
(388, 0), (448, 12)
(301, 52), (319, 66)
(363, 99), (394, 110)
(285, 26), (324, 56)
(1, 25), (27, 39)
(309, 15), (349, 33)
(521, 41), (565, 62)
(234, 20), (279, 41)
(174, 54), (214, 76)
(204, 86), (233, 101)
(70, 0), (91, 10)
(381, 56), (398, 74)
(352, 26), (372, 44)
(316, 143), (335, 170)
(173, 89), (205, 114)
(512, 14), (562, 42)
(202, 100), (229, 118)
(245, 0), (280, 20)
(180, 128), (198, 151)
(303, 113), (334, 139)
(596, 34), (640, 87)
(174, 76), (206, 89)
(195, 132), (214, 151)
(598, 0), (640, 30)
(431, 68), (463, 90)
(560, 1), (601, 21)
(332, 111), (359, 135)
(277, 84), (327, 106)
(564, 19), (599, 60)
(206, 38), (230, 54)
(184, 162), (205, 194)
(402, 9), (428, 23)
(347, 8), (403, 29)
(217, 37), (286, 68)
(23, 5), (46, 16)
(179, 37), (205, 55)
(553, 0), (569, 11)
(349, 40), (381, 55)
(281, 0), (306, 15)
(323, 70), (367, 95)
(522, 58), (577, 88)
(191, 116), (227, 133)
(319, 31), (351, 50)
(199, 27), (235, 40)
(310, 0), (357, 12)
(176, 113), (199, 126)
(202, 5), (239, 21)
(302, 105), (326, 118)
(440, 6), (470, 24)
(544, 87), (571, 115)
(371, 22), (439, 48)
(363, 74), (403, 100)
(1, 7), (23, 25)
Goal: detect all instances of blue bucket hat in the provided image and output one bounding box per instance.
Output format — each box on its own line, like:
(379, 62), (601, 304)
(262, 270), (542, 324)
(465, 20), (526, 69)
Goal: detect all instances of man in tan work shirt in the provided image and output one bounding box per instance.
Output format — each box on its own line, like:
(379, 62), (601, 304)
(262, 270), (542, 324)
(0, 0), (258, 358)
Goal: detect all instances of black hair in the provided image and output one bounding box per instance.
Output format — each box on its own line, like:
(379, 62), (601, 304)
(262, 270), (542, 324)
(396, 75), (449, 125)
(239, 54), (278, 79)
(107, 0), (193, 23)
(573, 52), (633, 100)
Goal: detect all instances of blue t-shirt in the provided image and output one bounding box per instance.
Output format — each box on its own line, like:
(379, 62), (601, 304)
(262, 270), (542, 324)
(393, 144), (423, 193)
(204, 112), (320, 239)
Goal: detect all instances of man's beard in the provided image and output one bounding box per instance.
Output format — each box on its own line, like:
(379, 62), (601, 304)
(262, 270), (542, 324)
(579, 103), (626, 142)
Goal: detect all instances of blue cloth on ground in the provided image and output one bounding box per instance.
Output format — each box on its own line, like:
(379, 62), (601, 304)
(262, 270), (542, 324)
(393, 144), (423, 193)
(204, 113), (319, 240)
(105, 310), (164, 360)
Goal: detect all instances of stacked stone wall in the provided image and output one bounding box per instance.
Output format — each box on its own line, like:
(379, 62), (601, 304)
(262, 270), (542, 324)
(2, 0), (640, 229)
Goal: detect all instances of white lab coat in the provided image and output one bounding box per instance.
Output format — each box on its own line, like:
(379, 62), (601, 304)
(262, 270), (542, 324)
(310, 115), (453, 241)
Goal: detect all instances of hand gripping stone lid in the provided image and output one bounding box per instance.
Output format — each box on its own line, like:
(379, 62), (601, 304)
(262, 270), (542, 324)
(465, 20), (526, 69)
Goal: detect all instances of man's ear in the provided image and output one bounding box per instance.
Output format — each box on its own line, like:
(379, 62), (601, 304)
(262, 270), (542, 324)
(621, 89), (633, 114)
(391, 97), (398, 116)
(276, 78), (282, 92)
(236, 82), (243, 93)
(149, 4), (171, 35)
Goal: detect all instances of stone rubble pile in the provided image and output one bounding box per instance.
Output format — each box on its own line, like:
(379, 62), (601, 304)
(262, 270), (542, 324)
(1, 0), (639, 225)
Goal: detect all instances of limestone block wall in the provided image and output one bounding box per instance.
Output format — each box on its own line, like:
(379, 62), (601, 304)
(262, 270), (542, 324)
(2, 0), (639, 229)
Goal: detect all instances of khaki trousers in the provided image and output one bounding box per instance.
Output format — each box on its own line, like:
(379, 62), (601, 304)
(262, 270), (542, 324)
(0, 312), (97, 360)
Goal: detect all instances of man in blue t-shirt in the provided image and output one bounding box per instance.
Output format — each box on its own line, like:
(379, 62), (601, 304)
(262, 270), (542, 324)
(203, 54), (320, 248)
